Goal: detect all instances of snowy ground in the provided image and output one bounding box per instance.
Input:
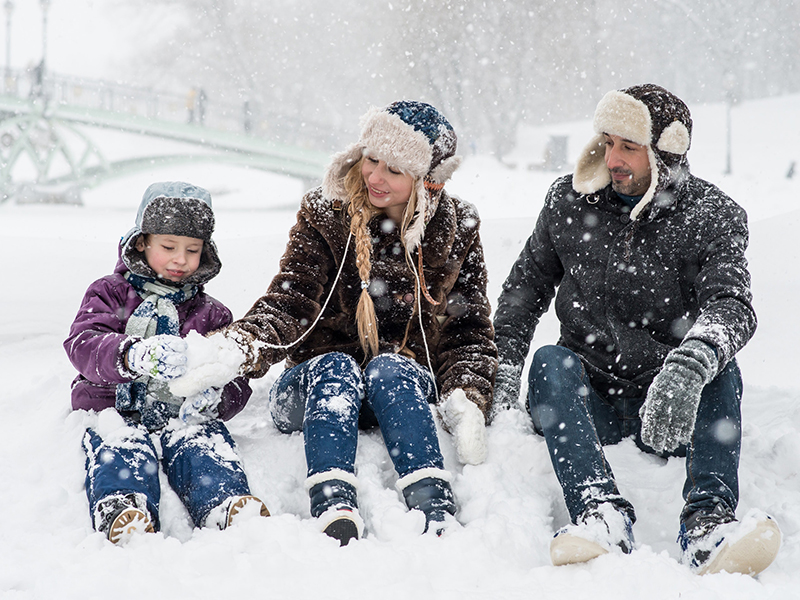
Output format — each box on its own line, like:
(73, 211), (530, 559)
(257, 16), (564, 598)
(1, 95), (798, 599)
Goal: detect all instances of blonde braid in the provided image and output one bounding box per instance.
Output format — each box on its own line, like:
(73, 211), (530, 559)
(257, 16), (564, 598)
(344, 159), (380, 358)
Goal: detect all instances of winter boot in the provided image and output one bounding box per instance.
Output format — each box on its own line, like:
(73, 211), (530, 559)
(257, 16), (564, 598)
(94, 493), (155, 545)
(205, 494), (270, 530)
(306, 470), (364, 546)
(550, 503), (635, 566)
(679, 504), (781, 576)
(397, 469), (457, 536)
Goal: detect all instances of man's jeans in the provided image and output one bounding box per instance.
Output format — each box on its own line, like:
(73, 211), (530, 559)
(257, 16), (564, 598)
(527, 344), (742, 525)
(270, 352), (445, 479)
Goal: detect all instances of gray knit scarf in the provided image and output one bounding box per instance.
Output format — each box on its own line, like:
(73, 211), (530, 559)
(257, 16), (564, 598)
(115, 272), (197, 431)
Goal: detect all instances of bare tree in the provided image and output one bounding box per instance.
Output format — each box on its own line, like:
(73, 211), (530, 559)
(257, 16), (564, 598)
(116, 0), (800, 158)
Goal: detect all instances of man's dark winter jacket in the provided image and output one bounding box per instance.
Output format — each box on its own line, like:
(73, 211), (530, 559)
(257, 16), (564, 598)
(229, 187), (498, 417)
(494, 173), (756, 398)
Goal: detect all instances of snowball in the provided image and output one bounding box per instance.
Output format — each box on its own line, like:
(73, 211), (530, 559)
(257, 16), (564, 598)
(168, 331), (246, 398)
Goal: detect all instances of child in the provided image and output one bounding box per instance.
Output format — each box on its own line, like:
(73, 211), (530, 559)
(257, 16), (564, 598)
(64, 181), (268, 544)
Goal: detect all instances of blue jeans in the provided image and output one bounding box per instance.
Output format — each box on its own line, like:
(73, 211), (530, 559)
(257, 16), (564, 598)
(83, 419), (252, 529)
(269, 352), (445, 478)
(527, 345), (742, 525)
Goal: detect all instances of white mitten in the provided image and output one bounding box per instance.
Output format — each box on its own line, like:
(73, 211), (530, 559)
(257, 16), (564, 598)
(439, 389), (488, 465)
(179, 387), (223, 424)
(127, 334), (188, 380)
(168, 331), (246, 398)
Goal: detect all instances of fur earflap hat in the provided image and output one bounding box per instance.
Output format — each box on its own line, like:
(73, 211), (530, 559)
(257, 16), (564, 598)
(120, 181), (222, 285)
(573, 83), (693, 220)
(323, 100), (462, 251)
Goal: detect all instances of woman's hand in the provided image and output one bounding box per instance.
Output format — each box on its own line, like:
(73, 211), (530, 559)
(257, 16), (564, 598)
(438, 389), (488, 465)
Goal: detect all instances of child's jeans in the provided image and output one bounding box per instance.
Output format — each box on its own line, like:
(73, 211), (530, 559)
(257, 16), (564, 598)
(83, 418), (252, 530)
(269, 351), (445, 479)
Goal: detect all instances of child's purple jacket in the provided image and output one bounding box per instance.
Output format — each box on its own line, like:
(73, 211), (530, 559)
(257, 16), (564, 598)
(64, 253), (251, 420)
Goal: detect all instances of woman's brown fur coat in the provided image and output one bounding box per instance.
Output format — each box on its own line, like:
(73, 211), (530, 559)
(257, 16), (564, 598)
(229, 186), (497, 417)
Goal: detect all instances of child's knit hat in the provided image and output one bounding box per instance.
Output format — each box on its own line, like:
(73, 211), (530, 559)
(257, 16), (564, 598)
(120, 181), (222, 285)
(323, 100), (462, 251)
(573, 83), (693, 220)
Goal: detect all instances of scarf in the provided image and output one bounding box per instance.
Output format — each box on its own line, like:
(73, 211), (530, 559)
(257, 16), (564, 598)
(116, 272), (198, 431)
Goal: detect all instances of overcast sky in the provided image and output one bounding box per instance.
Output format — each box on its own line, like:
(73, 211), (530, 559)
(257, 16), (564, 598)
(2, 0), (130, 78)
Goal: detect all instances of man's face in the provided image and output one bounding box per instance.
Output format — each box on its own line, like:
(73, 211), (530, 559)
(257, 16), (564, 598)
(603, 133), (651, 197)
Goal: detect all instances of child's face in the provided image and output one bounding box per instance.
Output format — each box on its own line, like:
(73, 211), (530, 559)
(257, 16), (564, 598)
(136, 234), (204, 283)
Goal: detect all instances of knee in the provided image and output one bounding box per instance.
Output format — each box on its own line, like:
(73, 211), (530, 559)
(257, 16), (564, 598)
(310, 352), (363, 391)
(527, 346), (587, 432)
(528, 346), (584, 395)
(162, 421), (232, 457)
(269, 371), (306, 434)
(365, 354), (426, 393)
(304, 353), (364, 420)
(696, 360), (742, 444)
(364, 353), (424, 387)
(365, 353), (405, 379)
(364, 354), (429, 411)
(712, 359), (743, 405)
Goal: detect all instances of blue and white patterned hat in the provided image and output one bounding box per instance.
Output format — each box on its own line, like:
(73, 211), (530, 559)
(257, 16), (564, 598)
(323, 100), (462, 251)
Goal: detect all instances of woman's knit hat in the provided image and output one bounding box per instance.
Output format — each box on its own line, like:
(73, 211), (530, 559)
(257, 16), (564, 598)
(323, 100), (462, 251)
(573, 83), (693, 220)
(120, 181), (222, 285)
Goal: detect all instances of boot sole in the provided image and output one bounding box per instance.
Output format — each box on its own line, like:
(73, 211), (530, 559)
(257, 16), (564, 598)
(107, 508), (154, 544)
(551, 533), (608, 566)
(323, 515), (360, 546)
(700, 518), (781, 576)
(226, 495), (270, 528)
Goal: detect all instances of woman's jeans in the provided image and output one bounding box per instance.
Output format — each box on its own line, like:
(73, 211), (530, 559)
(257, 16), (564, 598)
(269, 352), (445, 479)
(83, 419), (252, 529)
(527, 345), (742, 526)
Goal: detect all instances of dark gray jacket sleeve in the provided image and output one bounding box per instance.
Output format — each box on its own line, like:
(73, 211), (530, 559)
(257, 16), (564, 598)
(683, 198), (756, 368)
(493, 192), (564, 372)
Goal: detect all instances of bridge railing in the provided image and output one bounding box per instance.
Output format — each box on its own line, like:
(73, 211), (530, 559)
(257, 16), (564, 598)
(1, 66), (344, 151)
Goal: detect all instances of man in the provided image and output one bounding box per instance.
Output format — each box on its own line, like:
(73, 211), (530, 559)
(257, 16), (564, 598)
(493, 84), (780, 576)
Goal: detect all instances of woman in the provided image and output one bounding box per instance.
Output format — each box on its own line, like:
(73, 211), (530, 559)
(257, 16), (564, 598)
(176, 101), (497, 544)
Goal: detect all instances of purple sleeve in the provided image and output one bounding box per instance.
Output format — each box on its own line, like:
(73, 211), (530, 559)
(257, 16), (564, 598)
(63, 275), (140, 386)
(216, 376), (253, 421)
(65, 280), (254, 417)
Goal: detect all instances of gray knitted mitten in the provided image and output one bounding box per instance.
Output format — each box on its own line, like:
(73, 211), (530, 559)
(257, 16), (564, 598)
(493, 363), (523, 413)
(640, 340), (718, 453)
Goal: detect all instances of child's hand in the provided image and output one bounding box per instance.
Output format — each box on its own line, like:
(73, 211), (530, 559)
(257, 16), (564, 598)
(179, 388), (223, 424)
(127, 335), (188, 380)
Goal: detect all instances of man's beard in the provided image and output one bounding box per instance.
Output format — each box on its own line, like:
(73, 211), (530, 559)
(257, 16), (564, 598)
(610, 168), (651, 196)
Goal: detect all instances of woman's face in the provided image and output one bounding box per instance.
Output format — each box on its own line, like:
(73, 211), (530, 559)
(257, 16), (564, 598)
(361, 156), (414, 222)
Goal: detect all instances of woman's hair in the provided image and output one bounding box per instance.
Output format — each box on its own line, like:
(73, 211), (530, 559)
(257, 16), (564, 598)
(343, 156), (419, 358)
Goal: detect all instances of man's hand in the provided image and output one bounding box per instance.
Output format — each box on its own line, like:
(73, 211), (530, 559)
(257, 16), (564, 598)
(127, 335), (188, 381)
(640, 340), (718, 453)
(493, 363), (523, 413)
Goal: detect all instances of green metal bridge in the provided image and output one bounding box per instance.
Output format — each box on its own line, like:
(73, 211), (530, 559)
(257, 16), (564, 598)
(0, 71), (332, 203)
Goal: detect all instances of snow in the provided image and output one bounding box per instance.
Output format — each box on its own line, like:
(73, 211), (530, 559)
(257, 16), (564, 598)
(168, 331), (245, 399)
(1, 95), (799, 600)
